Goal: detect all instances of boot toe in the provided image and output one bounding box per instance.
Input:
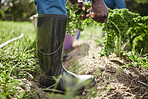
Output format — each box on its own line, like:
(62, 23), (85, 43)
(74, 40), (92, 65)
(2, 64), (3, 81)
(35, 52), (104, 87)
(77, 75), (96, 88)
(72, 75), (96, 95)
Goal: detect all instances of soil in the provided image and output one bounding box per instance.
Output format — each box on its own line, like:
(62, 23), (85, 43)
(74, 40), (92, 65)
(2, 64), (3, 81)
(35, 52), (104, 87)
(62, 40), (148, 99)
(30, 39), (148, 99)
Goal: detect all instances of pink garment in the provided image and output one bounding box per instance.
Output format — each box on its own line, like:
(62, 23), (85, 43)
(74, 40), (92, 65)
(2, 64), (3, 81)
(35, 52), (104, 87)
(64, 29), (79, 50)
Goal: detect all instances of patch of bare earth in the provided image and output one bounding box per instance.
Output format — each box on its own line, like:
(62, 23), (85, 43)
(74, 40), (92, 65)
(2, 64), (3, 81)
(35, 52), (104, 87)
(63, 40), (148, 99)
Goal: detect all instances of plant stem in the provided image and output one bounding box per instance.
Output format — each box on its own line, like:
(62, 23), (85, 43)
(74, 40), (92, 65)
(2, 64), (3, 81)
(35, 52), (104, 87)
(117, 35), (121, 57)
(108, 20), (121, 57)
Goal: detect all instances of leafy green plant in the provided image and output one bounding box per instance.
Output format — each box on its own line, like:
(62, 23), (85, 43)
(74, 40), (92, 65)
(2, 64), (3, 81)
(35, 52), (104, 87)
(124, 51), (148, 68)
(101, 8), (148, 57)
(131, 16), (148, 53)
(66, 1), (96, 35)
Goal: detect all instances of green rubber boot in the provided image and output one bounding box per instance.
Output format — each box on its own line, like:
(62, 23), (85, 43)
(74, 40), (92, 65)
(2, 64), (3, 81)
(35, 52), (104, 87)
(36, 14), (95, 95)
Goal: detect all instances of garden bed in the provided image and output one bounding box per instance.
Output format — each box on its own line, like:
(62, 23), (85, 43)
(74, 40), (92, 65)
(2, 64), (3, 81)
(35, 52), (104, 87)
(63, 40), (148, 99)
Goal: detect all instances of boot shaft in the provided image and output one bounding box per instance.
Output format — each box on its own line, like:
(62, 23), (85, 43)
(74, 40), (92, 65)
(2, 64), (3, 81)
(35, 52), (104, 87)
(36, 14), (67, 76)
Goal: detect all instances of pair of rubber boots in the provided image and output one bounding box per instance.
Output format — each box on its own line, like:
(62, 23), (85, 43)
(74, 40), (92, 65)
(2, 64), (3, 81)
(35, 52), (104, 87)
(36, 14), (95, 95)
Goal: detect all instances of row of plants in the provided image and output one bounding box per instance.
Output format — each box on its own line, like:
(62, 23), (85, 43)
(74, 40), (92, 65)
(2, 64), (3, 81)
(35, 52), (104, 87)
(66, 2), (148, 68)
(66, 1), (148, 72)
(99, 8), (148, 68)
(101, 8), (148, 56)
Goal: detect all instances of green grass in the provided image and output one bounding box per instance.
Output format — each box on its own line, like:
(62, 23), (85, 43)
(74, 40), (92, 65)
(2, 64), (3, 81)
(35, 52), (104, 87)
(0, 21), (105, 99)
(0, 21), (38, 98)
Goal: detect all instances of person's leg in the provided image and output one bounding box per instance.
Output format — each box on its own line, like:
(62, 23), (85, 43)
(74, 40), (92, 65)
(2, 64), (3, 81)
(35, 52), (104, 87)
(34, 0), (95, 95)
(34, 0), (67, 15)
(115, 0), (126, 9)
